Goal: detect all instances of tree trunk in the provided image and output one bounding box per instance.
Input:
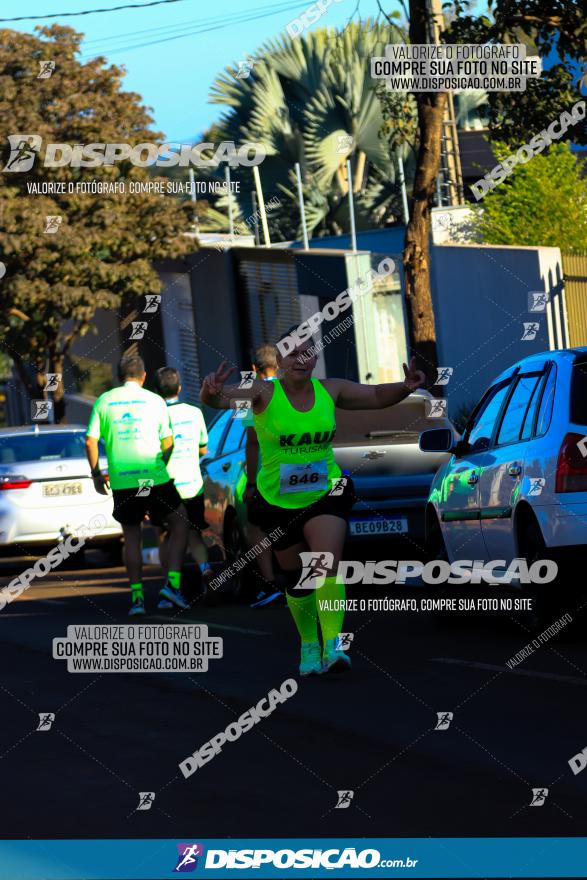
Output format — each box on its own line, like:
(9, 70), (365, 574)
(12, 353), (45, 422)
(402, 0), (446, 385)
(403, 91), (446, 383)
(50, 353), (66, 424)
(11, 354), (35, 399)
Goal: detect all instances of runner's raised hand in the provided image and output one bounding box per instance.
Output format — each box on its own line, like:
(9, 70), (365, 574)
(201, 361), (235, 397)
(402, 357), (426, 392)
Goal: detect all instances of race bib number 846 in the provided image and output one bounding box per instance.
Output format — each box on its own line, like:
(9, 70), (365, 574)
(280, 461), (328, 494)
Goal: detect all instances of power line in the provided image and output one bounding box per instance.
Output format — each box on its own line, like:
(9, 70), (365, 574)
(0, 0), (191, 24)
(80, 0), (302, 47)
(81, 0), (306, 58)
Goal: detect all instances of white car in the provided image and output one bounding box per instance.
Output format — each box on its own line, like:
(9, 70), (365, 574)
(419, 348), (587, 573)
(0, 425), (122, 555)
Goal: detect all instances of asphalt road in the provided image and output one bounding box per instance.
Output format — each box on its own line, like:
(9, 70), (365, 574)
(1, 547), (587, 844)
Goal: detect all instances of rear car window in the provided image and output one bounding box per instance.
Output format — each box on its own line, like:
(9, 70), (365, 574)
(570, 359), (587, 425)
(0, 432), (100, 464)
(536, 366), (556, 436)
(496, 374), (542, 446)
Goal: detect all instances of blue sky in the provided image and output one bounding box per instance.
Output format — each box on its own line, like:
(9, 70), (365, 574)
(11, 0), (391, 141)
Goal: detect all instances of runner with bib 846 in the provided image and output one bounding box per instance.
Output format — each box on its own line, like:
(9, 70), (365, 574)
(200, 332), (426, 677)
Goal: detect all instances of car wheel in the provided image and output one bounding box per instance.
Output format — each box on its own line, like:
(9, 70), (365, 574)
(518, 517), (554, 633)
(425, 511), (449, 563)
(425, 513), (461, 626)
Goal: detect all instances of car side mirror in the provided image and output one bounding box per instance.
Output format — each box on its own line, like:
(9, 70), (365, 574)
(419, 428), (455, 453)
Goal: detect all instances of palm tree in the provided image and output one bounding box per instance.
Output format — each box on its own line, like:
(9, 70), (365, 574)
(208, 20), (417, 239)
(454, 90), (489, 130)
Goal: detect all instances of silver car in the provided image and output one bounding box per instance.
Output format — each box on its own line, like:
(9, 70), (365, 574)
(420, 348), (587, 570)
(0, 425), (122, 554)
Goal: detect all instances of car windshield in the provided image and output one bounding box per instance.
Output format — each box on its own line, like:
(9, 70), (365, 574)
(0, 433), (103, 464)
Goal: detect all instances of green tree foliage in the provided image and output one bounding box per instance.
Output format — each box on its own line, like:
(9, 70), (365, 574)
(446, 0), (586, 146)
(477, 142), (587, 251)
(0, 25), (194, 419)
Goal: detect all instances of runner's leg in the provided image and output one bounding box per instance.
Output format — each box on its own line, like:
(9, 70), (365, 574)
(122, 523), (144, 614)
(157, 505), (190, 610)
(302, 514), (350, 672)
(247, 522), (275, 582)
(158, 528), (169, 575)
(164, 506), (189, 573)
(275, 541), (322, 675)
(122, 523), (142, 584)
(187, 529), (207, 565)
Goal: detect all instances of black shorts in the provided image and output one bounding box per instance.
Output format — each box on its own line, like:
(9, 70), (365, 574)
(112, 480), (182, 527)
(251, 476), (356, 551)
(182, 493), (207, 532)
(246, 491), (265, 528)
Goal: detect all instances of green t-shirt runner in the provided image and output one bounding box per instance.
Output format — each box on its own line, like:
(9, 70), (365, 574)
(86, 381), (173, 490)
(164, 401), (208, 499)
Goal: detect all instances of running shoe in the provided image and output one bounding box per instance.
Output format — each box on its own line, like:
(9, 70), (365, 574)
(299, 641), (322, 677)
(321, 638), (351, 674)
(200, 562), (214, 579)
(159, 583), (190, 610)
(129, 597), (146, 616)
(250, 588), (285, 608)
(157, 598), (174, 610)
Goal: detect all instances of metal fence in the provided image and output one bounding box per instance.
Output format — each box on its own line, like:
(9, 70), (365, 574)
(562, 252), (587, 347)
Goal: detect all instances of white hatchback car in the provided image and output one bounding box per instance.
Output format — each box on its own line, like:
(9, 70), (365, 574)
(419, 348), (587, 571)
(0, 425), (122, 555)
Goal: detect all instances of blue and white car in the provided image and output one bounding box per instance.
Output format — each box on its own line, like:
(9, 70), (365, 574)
(419, 348), (587, 571)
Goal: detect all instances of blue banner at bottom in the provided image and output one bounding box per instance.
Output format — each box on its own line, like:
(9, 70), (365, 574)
(0, 837), (585, 879)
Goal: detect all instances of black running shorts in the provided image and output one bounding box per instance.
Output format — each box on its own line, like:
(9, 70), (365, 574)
(182, 493), (207, 532)
(112, 480), (183, 527)
(251, 476), (355, 551)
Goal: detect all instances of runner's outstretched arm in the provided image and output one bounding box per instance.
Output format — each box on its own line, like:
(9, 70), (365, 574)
(85, 435), (109, 495)
(327, 357), (426, 410)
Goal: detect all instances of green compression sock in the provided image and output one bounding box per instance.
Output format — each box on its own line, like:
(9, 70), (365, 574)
(130, 583), (143, 601)
(167, 570), (181, 590)
(286, 590), (319, 644)
(317, 575), (346, 643)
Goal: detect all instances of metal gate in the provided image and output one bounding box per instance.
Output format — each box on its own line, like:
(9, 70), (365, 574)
(234, 250), (301, 358)
(562, 252), (587, 346)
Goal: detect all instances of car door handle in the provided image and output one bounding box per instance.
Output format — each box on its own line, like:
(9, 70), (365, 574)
(222, 462), (231, 472)
(508, 464), (522, 477)
(467, 472), (479, 485)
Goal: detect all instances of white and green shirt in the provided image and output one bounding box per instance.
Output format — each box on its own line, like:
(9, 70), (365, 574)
(86, 382), (173, 490)
(165, 399), (208, 499)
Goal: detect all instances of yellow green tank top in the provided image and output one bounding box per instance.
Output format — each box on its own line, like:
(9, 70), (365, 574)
(253, 378), (341, 509)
